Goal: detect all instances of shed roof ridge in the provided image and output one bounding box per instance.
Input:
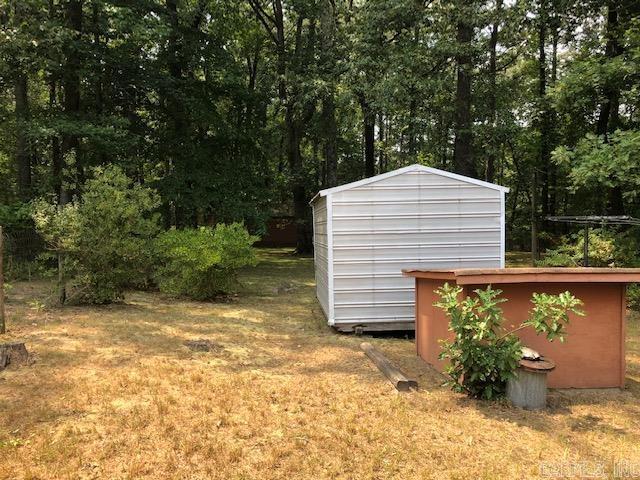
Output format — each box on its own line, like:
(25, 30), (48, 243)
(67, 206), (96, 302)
(310, 164), (509, 203)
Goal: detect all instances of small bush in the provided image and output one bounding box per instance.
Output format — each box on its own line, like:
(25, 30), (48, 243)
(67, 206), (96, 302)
(539, 228), (640, 268)
(539, 228), (640, 310)
(0, 202), (32, 228)
(4, 257), (55, 282)
(154, 223), (258, 300)
(628, 284), (640, 311)
(435, 284), (583, 400)
(32, 165), (161, 303)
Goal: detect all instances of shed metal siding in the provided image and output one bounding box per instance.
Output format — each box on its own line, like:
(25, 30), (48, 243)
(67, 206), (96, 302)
(312, 196), (330, 319)
(312, 165), (506, 330)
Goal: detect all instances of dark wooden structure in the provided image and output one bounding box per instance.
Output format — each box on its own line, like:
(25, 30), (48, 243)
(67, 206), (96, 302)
(255, 216), (297, 248)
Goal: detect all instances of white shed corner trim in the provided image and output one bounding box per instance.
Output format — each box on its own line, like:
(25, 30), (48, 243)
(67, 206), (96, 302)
(310, 164), (508, 332)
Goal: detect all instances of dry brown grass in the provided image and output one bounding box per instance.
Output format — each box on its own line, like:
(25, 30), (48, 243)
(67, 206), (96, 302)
(1, 249), (639, 479)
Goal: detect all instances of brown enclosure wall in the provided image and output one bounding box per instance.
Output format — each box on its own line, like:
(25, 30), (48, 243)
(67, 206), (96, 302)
(415, 279), (626, 388)
(255, 216), (297, 248)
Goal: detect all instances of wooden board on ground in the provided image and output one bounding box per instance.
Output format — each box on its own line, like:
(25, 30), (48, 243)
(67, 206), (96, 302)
(360, 342), (417, 392)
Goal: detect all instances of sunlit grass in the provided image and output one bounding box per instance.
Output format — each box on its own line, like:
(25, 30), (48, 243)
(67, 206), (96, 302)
(506, 251), (534, 267)
(0, 249), (638, 479)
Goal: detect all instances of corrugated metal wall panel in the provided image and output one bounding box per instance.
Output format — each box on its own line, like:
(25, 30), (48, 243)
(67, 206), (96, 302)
(328, 169), (503, 330)
(333, 185), (498, 202)
(333, 243), (500, 261)
(332, 198), (501, 216)
(332, 229), (500, 246)
(312, 197), (330, 318)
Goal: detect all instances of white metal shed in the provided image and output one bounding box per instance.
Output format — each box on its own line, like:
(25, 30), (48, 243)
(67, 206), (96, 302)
(310, 164), (509, 332)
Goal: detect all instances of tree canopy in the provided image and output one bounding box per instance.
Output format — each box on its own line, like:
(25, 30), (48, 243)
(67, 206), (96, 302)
(1, 0), (639, 254)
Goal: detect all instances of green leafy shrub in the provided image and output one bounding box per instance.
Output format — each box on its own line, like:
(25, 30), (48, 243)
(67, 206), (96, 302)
(154, 223), (258, 300)
(4, 257), (56, 282)
(539, 228), (640, 310)
(435, 284), (584, 400)
(628, 284), (640, 311)
(540, 228), (640, 268)
(32, 165), (161, 303)
(0, 203), (32, 228)
(539, 229), (613, 267)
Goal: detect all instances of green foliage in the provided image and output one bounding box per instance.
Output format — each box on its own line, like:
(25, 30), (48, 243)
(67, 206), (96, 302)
(32, 166), (161, 303)
(154, 223), (259, 300)
(435, 284), (584, 400)
(4, 256), (56, 282)
(523, 291), (584, 341)
(435, 284), (520, 400)
(553, 130), (640, 199)
(539, 228), (640, 268)
(628, 284), (640, 311)
(2, 0), (640, 265)
(0, 203), (32, 228)
(539, 229), (640, 311)
(31, 200), (81, 253)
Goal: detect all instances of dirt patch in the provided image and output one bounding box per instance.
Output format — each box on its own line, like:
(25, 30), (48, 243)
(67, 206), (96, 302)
(184, 339), (224, 353)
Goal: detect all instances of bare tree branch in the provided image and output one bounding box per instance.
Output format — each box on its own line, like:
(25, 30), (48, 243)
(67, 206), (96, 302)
(248, 0), (278, 45)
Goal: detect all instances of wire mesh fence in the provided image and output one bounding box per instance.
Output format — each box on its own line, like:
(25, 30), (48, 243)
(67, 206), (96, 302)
(1, 226), (46, 281)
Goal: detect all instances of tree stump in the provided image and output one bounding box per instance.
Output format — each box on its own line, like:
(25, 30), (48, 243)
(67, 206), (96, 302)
(507, 357), (555, 410)
(0, 342), (29, 370)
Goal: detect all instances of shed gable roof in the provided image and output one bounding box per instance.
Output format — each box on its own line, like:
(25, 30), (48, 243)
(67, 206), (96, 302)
(310, 164), (509, 204)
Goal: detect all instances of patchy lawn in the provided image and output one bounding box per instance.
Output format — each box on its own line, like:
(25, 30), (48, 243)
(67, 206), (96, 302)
(0, 249), (639, 479)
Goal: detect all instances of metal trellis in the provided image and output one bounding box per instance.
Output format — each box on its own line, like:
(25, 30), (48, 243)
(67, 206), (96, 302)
(545, 215), (640, 266)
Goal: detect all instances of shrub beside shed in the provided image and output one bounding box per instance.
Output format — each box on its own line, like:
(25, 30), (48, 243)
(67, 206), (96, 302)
(310, 164), (509, 332)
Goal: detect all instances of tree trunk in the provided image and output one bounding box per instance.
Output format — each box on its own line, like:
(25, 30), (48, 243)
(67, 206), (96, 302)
(378, 113), (386, 172)
(61, 0), (82, 206)
(248, 0), (313, 253)
(596, 1), (621, 139)
(538, 0), (551, 220)
(531, 170), (539, 263)
(14, 74), (31, 200)
(319, 0), (338, 188)
(165, 0), (183, 227)
(58, 0), (83, 304)
(359, 94), (375, 177)
(533, 0), (548, 259)
(48, 2), (63, 201)
(49, 79), (63, 201)
(286, 113), (312, 253)
(597, 0), (624, 215)
(284, 8), (312, 252)
(453, 1), (475, 177)
(321, 94), (338, 187)
(548, 21), (558, 218)
(485, 0), (501, 183)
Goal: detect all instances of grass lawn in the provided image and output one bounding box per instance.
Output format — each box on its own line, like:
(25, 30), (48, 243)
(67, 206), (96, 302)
(1, 249), (639, 479)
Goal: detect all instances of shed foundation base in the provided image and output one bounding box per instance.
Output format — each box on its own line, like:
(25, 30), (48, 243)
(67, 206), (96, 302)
(333, 321), (415, 333)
